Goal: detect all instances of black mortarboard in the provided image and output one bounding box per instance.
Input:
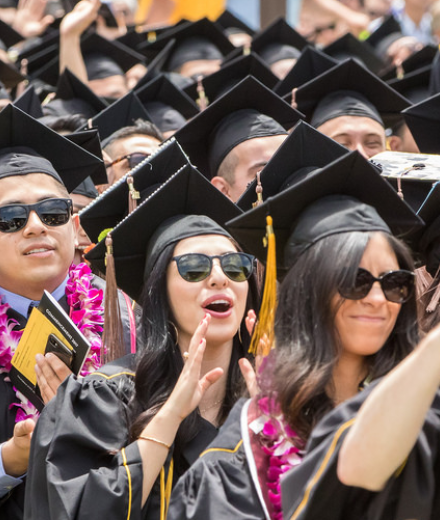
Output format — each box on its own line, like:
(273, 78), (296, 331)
(183, 52), (278, 105)
(296, 58), (410, 128)
(227, 151), (422, 270)
(173, 76), (303, 179)
(85, 163), (242, 301)
(388, 65), (431, 104)
(365, 15), (402, 52)
(0, 58), (26, 90)
(138, 18), (235, 72)
(42, 68), (108, 119)
(83, 90), (153, 141)
(237, 121), (349, 210)
(116, 20), (188, 51)
(323, 33), (384, 74)
(65, 128), (104, 162)
(0, 104), (106, 191)
(0, 18), (24, 48)
(71, 176), (98, 198)
(429, 49), (440, 95)
(13, 85), (44, 118)
(0, 80), (9, 100)
(80, 138), (189, 243)
(18, 33), (60, 76)
(416, 182), (440, 274)
(133, 39), (176, 89)
(402, 92), (440, 154)
(381, 44), (437, 81)
(216, 10), (255, 36)
(274, 45), (338, 98)
(135, 74), (199, 133)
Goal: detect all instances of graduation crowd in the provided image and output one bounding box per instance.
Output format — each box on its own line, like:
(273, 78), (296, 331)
(2, 1), (440, 519)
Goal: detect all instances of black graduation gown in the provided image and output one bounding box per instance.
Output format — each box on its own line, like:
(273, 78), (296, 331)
(281, 381), (440, 520)
(0, 275), (139, 520)
(167, 398), (269, 520)
(24, 355), (218, 520)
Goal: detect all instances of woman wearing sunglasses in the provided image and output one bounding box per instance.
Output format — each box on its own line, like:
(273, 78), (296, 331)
(24, 167), (260, 520)
(167, 152), (422, 520)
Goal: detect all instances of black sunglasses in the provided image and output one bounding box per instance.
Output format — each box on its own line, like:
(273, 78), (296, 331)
(0, 198), (73, 233)
(172, 252), (255, 283)
(105, 152), (150, 170)
(339, 267), (415, 304)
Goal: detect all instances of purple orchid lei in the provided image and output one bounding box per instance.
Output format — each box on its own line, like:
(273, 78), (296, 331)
(0, 263), (105, 422)
(250, 396), (303, 520)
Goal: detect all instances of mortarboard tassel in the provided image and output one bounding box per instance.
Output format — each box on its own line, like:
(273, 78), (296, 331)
(243, 41), (251, 56)
(252, 171), (264, 208)
(196, 76), (209, 111)
(127, 174), (140, 214)
(102, 234), (125, 365)
(249, 215), (277, 357)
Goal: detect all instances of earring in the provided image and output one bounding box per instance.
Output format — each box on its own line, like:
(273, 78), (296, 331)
(168, 321), (179, 346)
(237, 326), (243, 344)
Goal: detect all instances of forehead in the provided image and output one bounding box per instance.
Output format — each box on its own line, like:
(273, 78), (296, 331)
(0, 173), (66, 205)
(318, 115), (385, 137)
(233, 134), (287, 162)
(108, 134), (161, 157)
(173, 234), (236, 256)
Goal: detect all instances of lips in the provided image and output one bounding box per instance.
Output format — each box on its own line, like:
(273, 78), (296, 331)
(202, 295), (233, 318)
(23, 244), (55, 255)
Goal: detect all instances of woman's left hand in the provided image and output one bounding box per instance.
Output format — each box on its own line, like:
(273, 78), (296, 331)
(161, 314), (224, 421)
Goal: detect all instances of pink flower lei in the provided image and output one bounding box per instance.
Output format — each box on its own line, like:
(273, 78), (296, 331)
(250, 397), (303, 520)
(0, 263), (105, 422)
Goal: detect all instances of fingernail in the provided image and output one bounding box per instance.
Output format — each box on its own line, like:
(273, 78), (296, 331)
(45, 353), (53, 358)
(200, 339), (204, 344)
(35, 353), (44, 361)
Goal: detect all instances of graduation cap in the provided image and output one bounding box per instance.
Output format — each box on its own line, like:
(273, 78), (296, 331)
(237, 121), (349, 210)
(215, 10), (255, 37)
(183, 52), (279, 106)
(42, 68), (108, 119)
(0, 18), (24, 49)
(322, 33), (384, 75)
(172, 75), (303, 179)
(416, 183), (440, 275)
(249, 17), (307, 66)
(80, 138), (190, 243)
(227, 150), (423, 270)
(116, 21), (188, 51)
(365, 14), (402, 52)
(296, 58), (410, 129)
(71, 176), (99, 198)
(133, 39), (177, 90)
(0, 104), (107, 191)
(65, 128), (104, 162)
(13, 85), (44, 118)
(274, 45), (338, 98)
(402, 92), (440, 154)
(18, 32), (60, 75)
(381, 44), (437, 81)
(388, 65), (431, 104)
(135, 74), (199, 133)
(138, 18), (235, 72)
(429, 48), (440, 95)
(83, 90), (153, 141)
(85, 162), (242, 301)
(0, 58), (26, 90)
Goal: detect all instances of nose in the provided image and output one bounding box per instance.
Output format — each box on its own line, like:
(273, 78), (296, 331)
(22, 210), (46, 236)
(354, 142), (370, 159)
(208, 258), (228, 287)
(362, 281), (387, 305)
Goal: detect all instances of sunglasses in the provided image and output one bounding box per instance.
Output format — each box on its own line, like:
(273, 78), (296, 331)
(339, 267), (415, 304)
(172, 252), (255, 283)
(0, 198), (73, 233)
(105, 152), (150, 170)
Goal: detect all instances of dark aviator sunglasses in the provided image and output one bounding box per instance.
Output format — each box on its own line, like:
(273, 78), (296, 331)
(0, 198), (73, 233)
(339, 267), (415, 304)
(172, 252), (255, 283)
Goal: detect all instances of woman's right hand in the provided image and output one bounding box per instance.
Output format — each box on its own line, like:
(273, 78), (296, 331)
(161, 314), (224, 422)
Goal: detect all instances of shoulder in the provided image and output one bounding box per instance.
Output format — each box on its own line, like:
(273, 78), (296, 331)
(87, 354), (136, 382)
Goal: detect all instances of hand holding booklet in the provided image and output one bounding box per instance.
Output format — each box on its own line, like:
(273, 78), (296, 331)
(10, 290), (91, 411)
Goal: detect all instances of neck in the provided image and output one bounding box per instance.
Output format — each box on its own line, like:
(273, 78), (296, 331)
(330, 352), (368, 406)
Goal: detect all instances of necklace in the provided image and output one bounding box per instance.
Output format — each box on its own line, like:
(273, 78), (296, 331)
(0, 263), (105, 422)
(199, 396), (224, 414)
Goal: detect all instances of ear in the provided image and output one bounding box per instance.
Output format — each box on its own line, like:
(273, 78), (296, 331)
(72, 214), (80, 246)
(387, 135), (402, 152)
(211, 176), (232, 200)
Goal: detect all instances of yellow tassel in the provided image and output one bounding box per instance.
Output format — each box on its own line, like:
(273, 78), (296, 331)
(127, 175), (140, 214)
(249, 215), (277, 357)
(196, 75), (209, 111)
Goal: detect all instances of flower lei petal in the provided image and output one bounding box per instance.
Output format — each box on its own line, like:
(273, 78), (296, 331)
(1, 263), (105, 423)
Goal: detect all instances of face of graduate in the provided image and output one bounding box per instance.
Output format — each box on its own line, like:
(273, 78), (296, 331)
(212, 134), (287, 202)
(104, 134), (162, 184)
(317, 115), (386, 159)
(167, 235), (249, 352)
(270, 58), (297, 80)
(332, 233), (402, 363)
(88, 74), (129, 100)
(70, 193), (94, 265)
(178, 59), (221, 79)
(0, 173), (78, 301)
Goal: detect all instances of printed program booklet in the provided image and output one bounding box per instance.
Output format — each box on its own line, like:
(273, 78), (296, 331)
(10, 290), (91, 411)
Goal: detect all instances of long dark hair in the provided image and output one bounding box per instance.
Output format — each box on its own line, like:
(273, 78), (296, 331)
(128, 238), (259, 452)
(260, 231), (418, 446)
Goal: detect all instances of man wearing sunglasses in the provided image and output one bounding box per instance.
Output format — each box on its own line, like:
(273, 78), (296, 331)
(0, 105), (136, 520)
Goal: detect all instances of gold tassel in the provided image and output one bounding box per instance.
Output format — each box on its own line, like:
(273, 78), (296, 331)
(252, 171), (263, 208)
(243, 41), (251, 55)
(249, 215), (277, 357)
(102, 234), (125, 365)
(196, 75), (209, 111)
(127, 175), (140, 214)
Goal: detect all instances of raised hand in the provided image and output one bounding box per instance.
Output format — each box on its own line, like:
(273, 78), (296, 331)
(12, 0), (55, 38)
(1, 418), (35, 477)
(60, 0), (101, 37)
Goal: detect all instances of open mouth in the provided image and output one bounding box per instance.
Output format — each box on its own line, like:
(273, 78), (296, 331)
(24, 248), (52, 255)
(204, 299), (232, 313)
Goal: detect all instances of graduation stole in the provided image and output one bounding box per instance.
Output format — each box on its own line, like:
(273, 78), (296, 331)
(0, 262), (105, 422)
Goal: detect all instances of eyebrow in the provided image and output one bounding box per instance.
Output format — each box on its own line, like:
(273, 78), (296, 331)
(0, 194), (62, 206)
